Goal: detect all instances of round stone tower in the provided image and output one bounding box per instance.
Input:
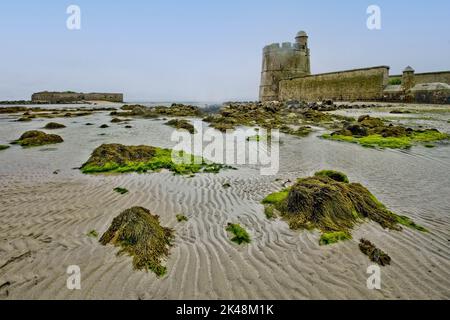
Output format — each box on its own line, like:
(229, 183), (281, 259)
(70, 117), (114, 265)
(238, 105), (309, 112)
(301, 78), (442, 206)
(259, 31), (311, 101)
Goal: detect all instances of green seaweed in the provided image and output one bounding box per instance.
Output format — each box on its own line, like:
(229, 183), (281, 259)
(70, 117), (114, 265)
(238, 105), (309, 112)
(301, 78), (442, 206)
(323, 130), (449, 149)
(262, 189), (290, 205)
(359, 239), (391, 266)
(395, 215), (428, 232)
(319, 232), (352, 246)
(87, 230), (99, 238)
(176, 214), (188, 222)
(226, 223), (251, 245)
(247, 135), (267, 142)
(114, 187), (129, 195)
(280, 126), (312, 137)
(315, 170), (349, 183)
(100, 207), (174, 277)
(264, 205), (275, 219)
(0, 145), (10, 151)
(262, 172), (427, 247)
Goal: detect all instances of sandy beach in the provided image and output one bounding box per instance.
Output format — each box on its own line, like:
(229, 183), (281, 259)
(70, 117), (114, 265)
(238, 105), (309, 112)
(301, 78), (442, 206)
(0, 103), (449, 300)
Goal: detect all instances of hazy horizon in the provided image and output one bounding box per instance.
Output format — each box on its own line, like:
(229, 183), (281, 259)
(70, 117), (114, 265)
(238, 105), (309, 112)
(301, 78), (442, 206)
(1, 0), (449, 101)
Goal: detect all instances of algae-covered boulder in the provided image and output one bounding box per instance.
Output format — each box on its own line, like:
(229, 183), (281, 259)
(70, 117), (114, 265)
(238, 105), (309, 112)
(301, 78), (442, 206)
(263, 171), (426, 245)
(44, 122), (66, 129)
(165, 119), (196, 134)
(358, 115), (384, 129)
(111, 117), (127, 123)
(0, 145), (10, 151)
(82, 144), (157, 170)
(13, 130), (63, 147)
(100, 207), (174, 276)
(301, 109), (332, 123)
(81, 143), (231, 175)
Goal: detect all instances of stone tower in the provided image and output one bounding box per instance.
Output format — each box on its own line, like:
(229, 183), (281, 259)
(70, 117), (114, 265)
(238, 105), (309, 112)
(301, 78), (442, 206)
(259, 31), (311, 101)
(402, 66), (416, 91)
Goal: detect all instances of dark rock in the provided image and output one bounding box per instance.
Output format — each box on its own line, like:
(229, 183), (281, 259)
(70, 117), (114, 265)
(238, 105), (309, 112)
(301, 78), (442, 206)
(44, 122), (66, 129)
(346, 124), (369, 137)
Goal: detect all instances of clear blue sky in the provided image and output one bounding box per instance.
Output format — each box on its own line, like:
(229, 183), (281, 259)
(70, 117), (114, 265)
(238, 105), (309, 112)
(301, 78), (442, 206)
(1, 0), (449, 102)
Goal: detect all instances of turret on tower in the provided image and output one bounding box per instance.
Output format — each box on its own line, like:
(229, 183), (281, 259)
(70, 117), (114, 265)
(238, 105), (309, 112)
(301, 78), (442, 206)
(295, 30), (308, 49)
(259, 31), (311, 101)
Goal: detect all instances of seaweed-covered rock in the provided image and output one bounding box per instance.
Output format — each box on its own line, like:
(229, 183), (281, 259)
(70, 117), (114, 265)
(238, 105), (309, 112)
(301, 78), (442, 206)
(111, 118), (126, 123)
(0, 145), (10, 151)
(262, 172), (426, 245)
(331, 129), (353, 137)
(13, 130), (63, 147)
(44, 122), (66, 129)
(81, 143), (231, 175)
(301, 109), (332, 123)
(378, 125), (408, 138)
(100, 124), (109, 129)
(359, 239), (391, 266)
(390, 110), (411, 114)
(358, 115), (384, 129)
(325, 115), (448, 149)
(284, 176), (400, 231)
(17, 117), (33, 122)
(114, 103), (202, 118)
(203, 101), (339, 136)
(82, 144), (157, 169)
(0, 106), (29, 114)
(99, 207), (174, 276)
(280, 125), (312, 137)
(165, 119), (196, 134)
(209, 122), (236, 132)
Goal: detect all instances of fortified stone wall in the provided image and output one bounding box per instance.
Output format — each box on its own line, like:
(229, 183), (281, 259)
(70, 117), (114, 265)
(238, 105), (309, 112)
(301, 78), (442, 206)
(31, 92), (123, 103)
(279, 66), (389, 102)
(389, 71), (450, 85)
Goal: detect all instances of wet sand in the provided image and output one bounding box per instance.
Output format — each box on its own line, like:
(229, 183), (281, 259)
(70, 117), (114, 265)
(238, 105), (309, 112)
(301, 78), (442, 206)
(0, 103), (449, 300)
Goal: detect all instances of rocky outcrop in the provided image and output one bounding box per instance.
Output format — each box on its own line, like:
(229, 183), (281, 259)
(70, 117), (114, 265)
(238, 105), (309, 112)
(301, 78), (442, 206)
(13, 131), (63, 147)
(44, 122), (66, 129)
(165, 119), (196, 134)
